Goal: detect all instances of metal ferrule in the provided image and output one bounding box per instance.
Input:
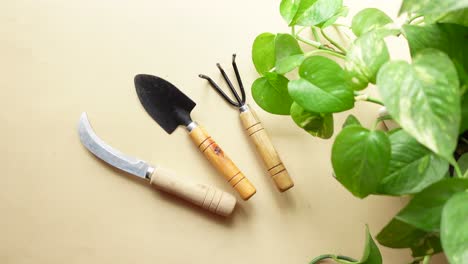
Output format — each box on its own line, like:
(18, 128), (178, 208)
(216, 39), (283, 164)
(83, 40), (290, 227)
(145, 166), (155, 181)
(186, 121), (198, 132)
(239, 104), (249, 113)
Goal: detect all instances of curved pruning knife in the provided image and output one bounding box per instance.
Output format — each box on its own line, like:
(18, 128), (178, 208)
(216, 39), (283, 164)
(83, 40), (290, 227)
(78, 112), (236, 217)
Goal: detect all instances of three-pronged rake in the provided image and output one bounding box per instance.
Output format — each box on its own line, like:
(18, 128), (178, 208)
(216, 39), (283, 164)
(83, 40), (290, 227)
(199, 54), (294, 192)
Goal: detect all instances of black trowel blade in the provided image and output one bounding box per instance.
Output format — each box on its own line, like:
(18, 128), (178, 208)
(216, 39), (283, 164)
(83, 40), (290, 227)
(135, 74), (196, 134)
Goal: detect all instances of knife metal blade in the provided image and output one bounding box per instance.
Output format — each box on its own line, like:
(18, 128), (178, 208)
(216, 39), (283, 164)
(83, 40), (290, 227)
(134, 74), (196, 134)
(78, 112), (153, 179)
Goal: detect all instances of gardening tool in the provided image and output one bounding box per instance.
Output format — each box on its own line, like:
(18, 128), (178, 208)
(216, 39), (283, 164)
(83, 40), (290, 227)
(78, 112), (236, 216)
(199, 54), (294, 192)
(134, 74), (256, 200)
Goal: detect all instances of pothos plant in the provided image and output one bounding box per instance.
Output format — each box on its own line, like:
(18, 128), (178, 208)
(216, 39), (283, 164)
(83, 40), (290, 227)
(250, 0), (468, 263)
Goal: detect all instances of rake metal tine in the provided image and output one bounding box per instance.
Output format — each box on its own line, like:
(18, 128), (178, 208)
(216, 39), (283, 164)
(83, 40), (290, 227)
(231, 54), (246, 105)
(216, 63), (243, 105)
(198, 74), (239, 107)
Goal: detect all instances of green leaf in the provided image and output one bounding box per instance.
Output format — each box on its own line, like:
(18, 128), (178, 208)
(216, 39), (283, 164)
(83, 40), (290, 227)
(332, 126), (391, 198)
(317, 6), (349, 28)
(342, 114), (361, 128)
(290, 102), (333, 139)
(396, 178), (468, 232)
(290, 0), (343, 27)
(441, 191), (468, 264)
(377, 218), (442, 257)
(351, 8), (393, 37)
(400, 0), (468, 15)
(377, 49), (461, 161)
(251, 73), (293, 115)
(460, 94), (468, 133)
(359, 226), (383, 264)
(457, 153), (468, 175)
(332, 226), (382, 264)
(280, 0), (300, 25)
(288, 56), (354, 113)
(274, 33), (304, 74)
(425, 8), (468, 27)
(345, 30), (390, 90)
(378, 130), (449, 195)
(403, 24), (468, 88)
(252, 33), (276, 75)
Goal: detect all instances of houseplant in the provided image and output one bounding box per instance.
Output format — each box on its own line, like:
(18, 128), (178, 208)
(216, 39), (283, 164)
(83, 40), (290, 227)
(250, 0), (468, 263)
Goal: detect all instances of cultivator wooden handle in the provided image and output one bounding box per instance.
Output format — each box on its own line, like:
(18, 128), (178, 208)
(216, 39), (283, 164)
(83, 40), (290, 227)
(239, 106), (294, 192)
(189, 125), (256, 200)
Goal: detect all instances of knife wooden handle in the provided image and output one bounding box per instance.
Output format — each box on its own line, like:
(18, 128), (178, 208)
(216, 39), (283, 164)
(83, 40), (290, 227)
(150, 166), (237, 216)
(239, 106), (294, 192)
(189, 125), (256, 200)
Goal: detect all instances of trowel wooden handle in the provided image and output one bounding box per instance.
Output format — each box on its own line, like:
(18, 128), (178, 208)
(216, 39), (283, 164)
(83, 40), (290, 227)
(150, 166), (236, 216)
(239, 106), (294, 192)
(189, 125), (256, 200)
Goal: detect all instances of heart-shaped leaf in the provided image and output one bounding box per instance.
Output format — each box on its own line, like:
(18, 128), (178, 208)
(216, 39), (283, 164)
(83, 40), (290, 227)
(275, 33), (304, 74)
(345, 30), (391, 90)
(252, 32), (276, 75)
(378, 130), (449, 195)
(342, 114), (361, 128)
(425, 8), (468, 27)
(317, 6), (349, 28)
(333, 226), (382, 264)
(290, 102), (333, 139)
(441, 191), (468, 264)
(396, 178), (468, 232)
(351, 8), (393, 37)
(251, 73), (293, 115)
(332, 126), (390, 198)
(280, 0), (300, 25)
(358, 226), (383, 264)
(288, 56), (354, 113)
(457, 153), (468, 175)
(377, 49), (460, 161)
(377, 218), (442, 258)
(400, 0), (468, 15)
(289, 0), (343, 26)
(403, 24), (468, 88)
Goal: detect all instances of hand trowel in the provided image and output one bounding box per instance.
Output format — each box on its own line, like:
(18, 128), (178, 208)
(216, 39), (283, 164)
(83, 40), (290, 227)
(134, 74), (256, 200)
(78, 112), (236, 216)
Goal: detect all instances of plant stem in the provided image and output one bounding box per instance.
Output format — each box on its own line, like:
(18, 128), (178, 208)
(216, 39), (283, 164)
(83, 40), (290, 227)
(320, 28), (347, 54)
(296, 26), (308, 36)
(296, 35), (346, 57)
(408, 14), (423, 24)
(366, 97), (384, 105)
(291, 26), (296, 36)
(373, 115), (392, 129)
(453, 163), (463, 178)
(422, 255), (431, 264)
(354, 92), (384, 106)
(304, 49), (346, 59)
(333, 23), (350, 28)
(296, 35), (324, 49)
(309, 254), (357, 264)
(312, 27), (321, 41)
(461, 137), (468, 145)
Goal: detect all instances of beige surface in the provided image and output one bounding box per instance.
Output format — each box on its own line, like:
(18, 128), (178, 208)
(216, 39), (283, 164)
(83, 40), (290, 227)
(0, 0), (447, 263)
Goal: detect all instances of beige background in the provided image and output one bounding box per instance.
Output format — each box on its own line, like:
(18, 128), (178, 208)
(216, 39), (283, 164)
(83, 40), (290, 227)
(0, 0), (447, 263)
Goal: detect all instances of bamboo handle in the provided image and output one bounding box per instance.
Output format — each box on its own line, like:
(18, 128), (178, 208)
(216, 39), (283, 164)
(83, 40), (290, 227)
(188, 125), (256, 200)
(239, 106), (294, 192)
(150, 166), (237, 216)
